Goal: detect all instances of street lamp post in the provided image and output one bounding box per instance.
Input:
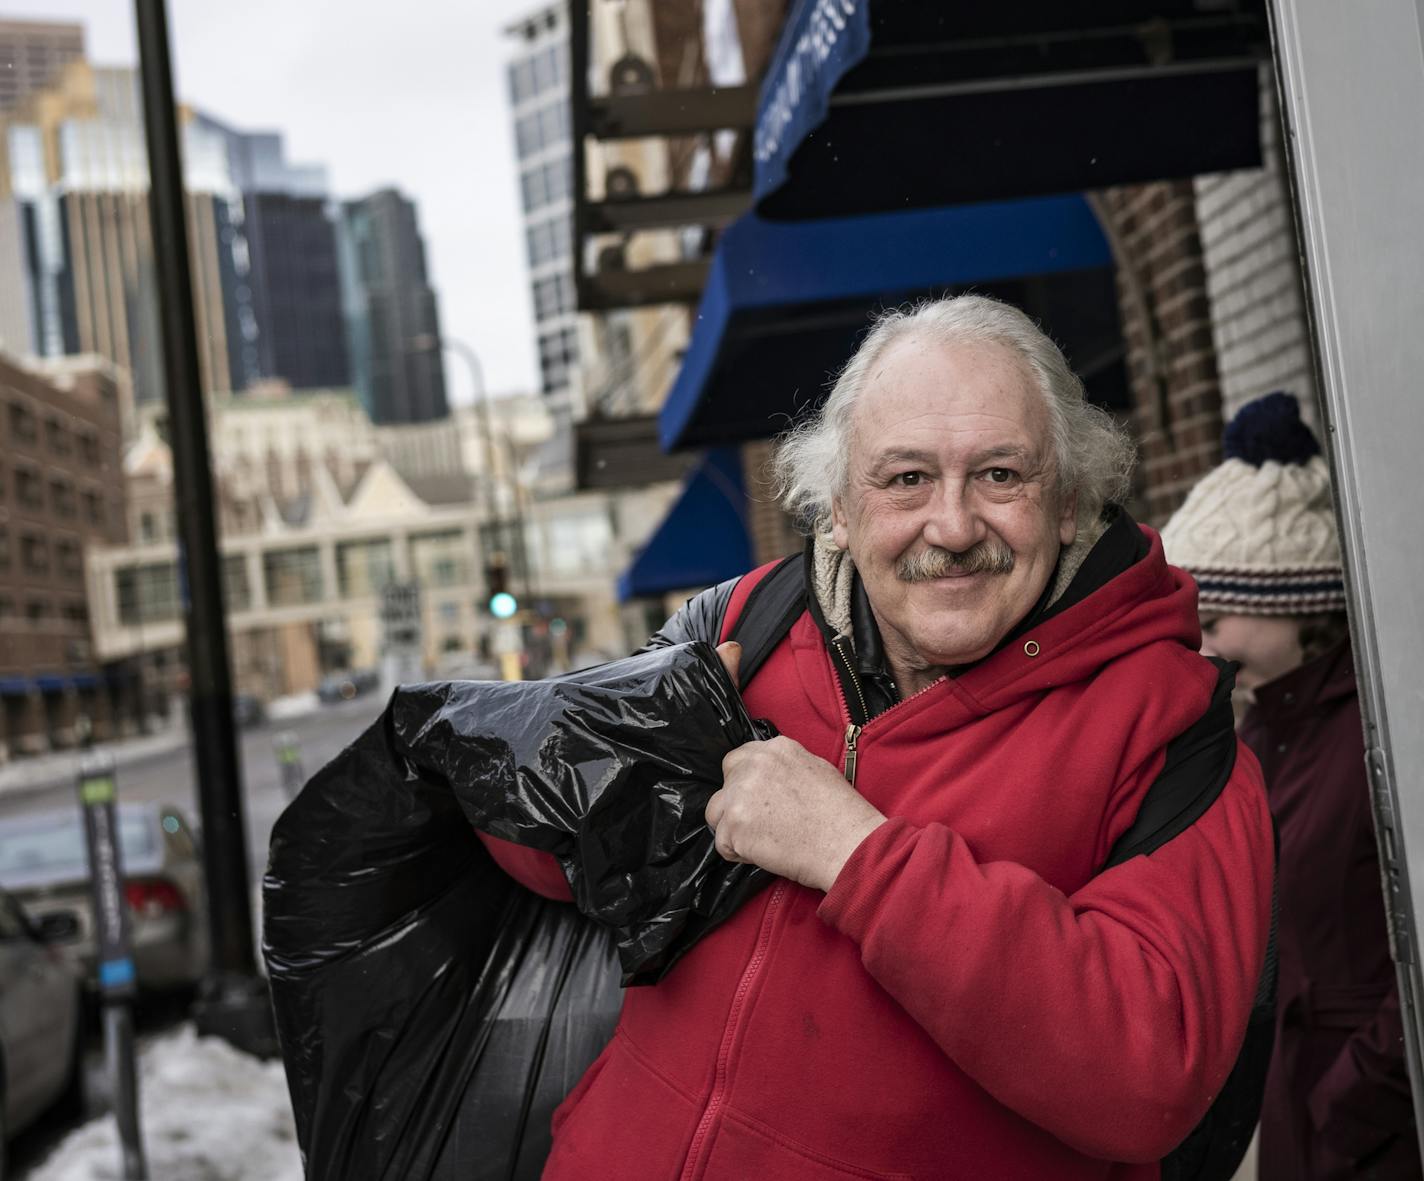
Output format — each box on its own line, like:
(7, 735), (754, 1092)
(408, 334), (535, 675)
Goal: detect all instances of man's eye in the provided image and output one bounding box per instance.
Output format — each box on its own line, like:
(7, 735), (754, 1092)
(984, 468), (1017, 485)
(893, 472), (924, 487)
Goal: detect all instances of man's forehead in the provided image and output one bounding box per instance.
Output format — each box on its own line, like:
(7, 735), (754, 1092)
(849, 335), (1049, 455)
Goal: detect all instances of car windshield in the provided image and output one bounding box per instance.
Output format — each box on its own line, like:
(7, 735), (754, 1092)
(0, 812), (158, 880)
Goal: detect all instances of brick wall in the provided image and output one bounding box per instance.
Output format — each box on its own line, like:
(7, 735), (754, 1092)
(1094, 181), (1227, 525)
(741, 438), (803, 565)
(1194, 68), (1317, 425)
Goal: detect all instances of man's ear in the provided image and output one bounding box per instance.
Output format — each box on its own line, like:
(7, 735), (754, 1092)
(1058, 490), (1079, 547)
(831, 496), (851, 550)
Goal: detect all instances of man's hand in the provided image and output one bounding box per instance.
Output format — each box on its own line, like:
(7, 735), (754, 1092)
(709, 642), (886, 893)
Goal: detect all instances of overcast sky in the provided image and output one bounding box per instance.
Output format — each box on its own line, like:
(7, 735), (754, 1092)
(25, 0), (546, 404)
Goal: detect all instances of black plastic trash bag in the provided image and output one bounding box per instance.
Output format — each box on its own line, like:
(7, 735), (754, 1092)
(264, 641), (772, 1180)
(389, 640), (775, 984)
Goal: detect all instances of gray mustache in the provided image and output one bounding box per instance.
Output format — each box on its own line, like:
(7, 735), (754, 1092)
(897, 542), (1015, 581)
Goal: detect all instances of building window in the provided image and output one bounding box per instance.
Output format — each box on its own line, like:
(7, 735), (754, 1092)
(223, 555), (251, 613)
(521, 159), (572, 215)
(515, 110), (542, 158)
(538, 102), (568, 150)
(0, 595), (13, 620)
(25, 599), (49, 625)
(83, 489), (104, 528)
(538, 326), (580, 393)
(114, 561), (180, 626)
(0, 526), (8, 568)
(532, 273), (575, 320)
(411, 530), (468, 588)
(55, 537), (83, 580)
(532, 44), (559, 93)
(263, 546), (324, 606)
(61, 600), (88, 626)
(8, 399), (36, 444)
(336, 538), (396, 599)
(116, 562), (180, 625)
(15, 465), (41, 509)
(508, 59), (536, 105)
(20, 532), (48, 574)
(140, 511), (159, 542)
(45, 416), (69, 455)
(78, 430), (100, 466)
(50, 478), (75, 518)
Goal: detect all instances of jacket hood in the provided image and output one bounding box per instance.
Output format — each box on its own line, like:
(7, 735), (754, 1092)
(954, 524), (1203, 713)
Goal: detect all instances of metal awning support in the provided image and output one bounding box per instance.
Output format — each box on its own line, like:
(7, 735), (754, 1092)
(584, 189), (748, 234)
(589, 85), (758, 139)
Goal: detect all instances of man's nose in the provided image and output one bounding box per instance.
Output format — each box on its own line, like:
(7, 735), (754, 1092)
(921, 484), (987, 553)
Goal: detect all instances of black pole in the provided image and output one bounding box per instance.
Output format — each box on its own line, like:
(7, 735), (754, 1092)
(133, 0), (274, 1055)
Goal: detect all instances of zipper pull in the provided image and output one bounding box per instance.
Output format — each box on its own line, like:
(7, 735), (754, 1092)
(843, 723), (861, 786)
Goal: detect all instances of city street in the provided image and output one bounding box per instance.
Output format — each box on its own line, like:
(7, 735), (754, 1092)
(0, 693), (386, 1178)
(0, 693), (386, 886)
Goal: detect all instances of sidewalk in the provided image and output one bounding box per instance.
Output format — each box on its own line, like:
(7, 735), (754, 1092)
(0, 721), (190, 800)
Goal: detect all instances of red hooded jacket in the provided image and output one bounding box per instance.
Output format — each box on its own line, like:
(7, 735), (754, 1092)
(483, 527), (1273, 1180)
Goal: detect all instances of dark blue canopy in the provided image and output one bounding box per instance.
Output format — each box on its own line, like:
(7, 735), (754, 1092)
(659, 195), (1121, 451)
(753, 0), (1263, 219)
(616, 448), (753, 601)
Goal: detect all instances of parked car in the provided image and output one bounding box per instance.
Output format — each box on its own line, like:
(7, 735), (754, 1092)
(233, 693), (267, 728)
(0, 886), (83, 1168)
(0, 803), (209, 994)
(317, 668), (379, 704)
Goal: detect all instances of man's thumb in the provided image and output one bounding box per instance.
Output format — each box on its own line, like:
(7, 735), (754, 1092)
(715, 641), (742, 686)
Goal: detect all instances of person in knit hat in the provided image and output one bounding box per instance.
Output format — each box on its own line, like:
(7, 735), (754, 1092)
(1164, 391), (1420, 1180)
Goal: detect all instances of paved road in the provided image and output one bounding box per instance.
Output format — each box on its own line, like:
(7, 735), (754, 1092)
(0, 693), (386, 886)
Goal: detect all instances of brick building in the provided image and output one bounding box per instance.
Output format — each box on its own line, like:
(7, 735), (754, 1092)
(0, 350), (129, 759)
(1090, 68), (1316, 527)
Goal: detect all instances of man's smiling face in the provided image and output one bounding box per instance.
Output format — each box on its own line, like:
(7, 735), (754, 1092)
(830, 334), (1077, 691)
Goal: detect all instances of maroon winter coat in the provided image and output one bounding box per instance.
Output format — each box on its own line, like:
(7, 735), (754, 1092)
(1248, 640), (1421, 1179)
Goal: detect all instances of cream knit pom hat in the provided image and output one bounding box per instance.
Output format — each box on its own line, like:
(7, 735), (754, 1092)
(1161, 392), (1346, 615)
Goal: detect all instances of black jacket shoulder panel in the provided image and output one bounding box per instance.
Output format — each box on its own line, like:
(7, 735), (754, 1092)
(1104, 657), (1241, 869)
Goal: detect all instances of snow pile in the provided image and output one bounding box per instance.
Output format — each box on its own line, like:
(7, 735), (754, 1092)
(29, 1027), (302, 1181)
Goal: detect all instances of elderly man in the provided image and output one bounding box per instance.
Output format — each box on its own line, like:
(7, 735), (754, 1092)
(482, 295), (1273, 1179)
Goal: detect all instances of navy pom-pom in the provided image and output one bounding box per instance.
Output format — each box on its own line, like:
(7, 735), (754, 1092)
(1222, 391), (1321, 466)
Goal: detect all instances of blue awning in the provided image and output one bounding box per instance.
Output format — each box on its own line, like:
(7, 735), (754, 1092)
(753, 0), (1264, 219)
(617, 448), (753, 602)
(660, 195), (1124, 451)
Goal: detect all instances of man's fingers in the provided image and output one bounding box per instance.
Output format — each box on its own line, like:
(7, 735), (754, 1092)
(705, 787), (727, 833)
(715, 641), (742, 686)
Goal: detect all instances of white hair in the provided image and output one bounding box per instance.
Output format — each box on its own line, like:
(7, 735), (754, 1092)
(771, 294), (1136, 535)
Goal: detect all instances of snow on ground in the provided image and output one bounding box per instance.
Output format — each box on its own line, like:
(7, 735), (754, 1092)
(28, 1026), (302, 1181)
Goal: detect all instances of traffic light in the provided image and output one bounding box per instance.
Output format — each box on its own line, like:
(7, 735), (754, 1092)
(485, 556), (517, 618)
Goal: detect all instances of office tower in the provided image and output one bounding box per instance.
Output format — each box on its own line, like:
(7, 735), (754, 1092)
(0, 63), (246, 413)
(0, 19), (84, 113)
(506, 4), (579, 402)
(197, 116), (349, 391)
(338, 188), (449, 425)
